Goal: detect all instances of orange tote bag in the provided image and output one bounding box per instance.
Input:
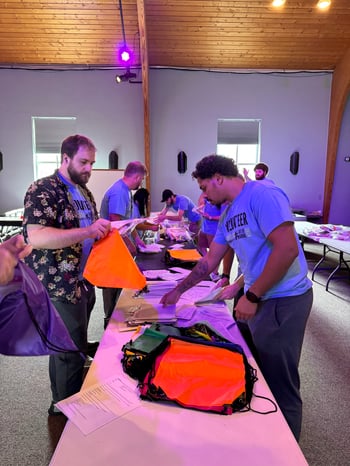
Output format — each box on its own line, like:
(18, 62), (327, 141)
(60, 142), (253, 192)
(83, 229), (146, 289)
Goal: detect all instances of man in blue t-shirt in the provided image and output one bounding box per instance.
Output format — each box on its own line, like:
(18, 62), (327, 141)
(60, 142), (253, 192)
(100, 161), (148, 328)
(158, 189), (201, 236)
(160, 155), (313, 441)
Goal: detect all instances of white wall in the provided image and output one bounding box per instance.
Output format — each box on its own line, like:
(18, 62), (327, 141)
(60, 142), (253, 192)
(0, 67), (334, 221)
(0, 69), (144, 212)
(149, 69), (332, 214)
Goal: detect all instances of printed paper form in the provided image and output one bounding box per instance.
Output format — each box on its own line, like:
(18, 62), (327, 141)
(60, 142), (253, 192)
(56, 375), (141, 435)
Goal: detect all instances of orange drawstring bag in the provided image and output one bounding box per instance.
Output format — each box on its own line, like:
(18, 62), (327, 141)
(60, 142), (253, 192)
(83, 229), (146, 289)
(138, 336), (257, 415)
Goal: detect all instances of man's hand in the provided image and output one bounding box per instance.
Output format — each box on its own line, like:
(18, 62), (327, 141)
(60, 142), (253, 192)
(87, 218), (111, 240)
(214, 275), (230, 289)
(234, 295), (258, 321)
(0, 235), (33, 285)
(160, 287), (183, 306)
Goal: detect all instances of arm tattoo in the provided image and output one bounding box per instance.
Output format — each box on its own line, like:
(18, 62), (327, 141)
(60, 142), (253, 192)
(176, 259), (209, 293)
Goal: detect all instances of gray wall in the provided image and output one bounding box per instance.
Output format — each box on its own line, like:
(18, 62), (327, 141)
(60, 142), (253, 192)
(0, 67), (339, 222)
(0, 69), (144, 212)
(149, 69), (332, 214)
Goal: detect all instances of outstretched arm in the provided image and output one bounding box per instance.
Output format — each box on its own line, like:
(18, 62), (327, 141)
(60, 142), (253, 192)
(26, 218), (111, 249)
(160, 241), (228, 305)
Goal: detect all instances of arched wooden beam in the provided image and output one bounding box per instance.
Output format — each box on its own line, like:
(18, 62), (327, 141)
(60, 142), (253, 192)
(323, 47), (350, 222)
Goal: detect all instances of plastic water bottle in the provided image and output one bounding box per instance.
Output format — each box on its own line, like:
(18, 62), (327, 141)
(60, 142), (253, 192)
(155, 225), (161, 243)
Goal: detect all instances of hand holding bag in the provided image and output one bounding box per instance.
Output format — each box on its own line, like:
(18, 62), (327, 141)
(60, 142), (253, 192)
(0, 261), (79, 356)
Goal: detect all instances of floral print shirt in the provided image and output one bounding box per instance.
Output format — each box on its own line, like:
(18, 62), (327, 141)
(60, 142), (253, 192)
(23, 171), (98, 304)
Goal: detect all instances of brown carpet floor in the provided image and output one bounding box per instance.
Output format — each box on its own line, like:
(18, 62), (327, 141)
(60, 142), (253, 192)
(1, 241), (349, 465)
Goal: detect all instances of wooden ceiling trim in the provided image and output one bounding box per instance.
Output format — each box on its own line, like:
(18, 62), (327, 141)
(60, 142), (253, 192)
(1, 0), (349, 70)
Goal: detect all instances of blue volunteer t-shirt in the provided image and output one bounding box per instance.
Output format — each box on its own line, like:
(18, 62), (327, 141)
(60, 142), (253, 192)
(100, 179), (132, 220)
(214, 181), (312, 299)
(58, 173), (94, 278)
(172, 194), (201, 222)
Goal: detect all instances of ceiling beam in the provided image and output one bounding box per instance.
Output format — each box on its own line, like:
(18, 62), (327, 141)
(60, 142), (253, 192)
(136, 0), (151, 196)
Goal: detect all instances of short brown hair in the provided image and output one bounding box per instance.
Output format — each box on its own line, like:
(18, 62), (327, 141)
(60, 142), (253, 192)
(124, 161), (147, 177)
(61, 134), (96, 162)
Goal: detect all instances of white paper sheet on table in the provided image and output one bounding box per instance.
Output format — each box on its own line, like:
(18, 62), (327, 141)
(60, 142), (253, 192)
(56, 375), (141, 436)
(143, 269), (183, 281)
(193, 287), (224, 305)
(138, 243), (165, 253)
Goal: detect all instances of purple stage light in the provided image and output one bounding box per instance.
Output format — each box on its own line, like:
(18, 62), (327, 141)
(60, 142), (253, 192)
(118, 46), (133, 65)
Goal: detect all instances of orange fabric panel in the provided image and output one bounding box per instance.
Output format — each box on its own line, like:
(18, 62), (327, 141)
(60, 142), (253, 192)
(167, 249), (202, 262)
(83, 229), (146, 289)
(151, 339), (246, 407)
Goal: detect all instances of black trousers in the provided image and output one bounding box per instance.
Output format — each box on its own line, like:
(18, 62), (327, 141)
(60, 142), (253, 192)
(102, 287), (122, 327)
(48, 282), (95, 402)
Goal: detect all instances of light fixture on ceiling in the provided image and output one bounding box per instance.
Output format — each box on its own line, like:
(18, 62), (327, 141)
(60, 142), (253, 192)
(317, 0), (331, 9)
(115, 68), (137, 83)
(116, 0), (135, 83)
(272, 0), (286, 7)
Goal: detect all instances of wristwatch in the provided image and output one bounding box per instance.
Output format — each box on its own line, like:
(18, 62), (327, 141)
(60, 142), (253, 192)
(245, 289), (261, 303)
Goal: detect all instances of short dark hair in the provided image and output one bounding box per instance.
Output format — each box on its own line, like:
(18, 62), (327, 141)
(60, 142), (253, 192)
(61, 134), (96, 162)
(192, 155), (238, 180)
(254, 162), (269, 174)
(124, 161), (147, 177)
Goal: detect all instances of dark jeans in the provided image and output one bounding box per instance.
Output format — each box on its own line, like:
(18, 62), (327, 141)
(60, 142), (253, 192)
(48, 281), (95, 402)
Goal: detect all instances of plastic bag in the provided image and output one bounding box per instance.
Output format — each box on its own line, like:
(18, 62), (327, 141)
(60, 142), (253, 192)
(0, 261), (79, 356)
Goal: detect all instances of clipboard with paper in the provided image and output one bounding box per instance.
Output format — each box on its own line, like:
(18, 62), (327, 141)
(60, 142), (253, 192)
(126, 281), (179, 326)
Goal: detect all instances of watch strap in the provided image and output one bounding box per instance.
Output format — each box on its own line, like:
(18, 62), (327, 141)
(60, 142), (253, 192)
(245, 289), (261, 303)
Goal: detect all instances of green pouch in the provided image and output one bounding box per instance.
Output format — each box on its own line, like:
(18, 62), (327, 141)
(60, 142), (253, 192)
(121, 328), (168, 380)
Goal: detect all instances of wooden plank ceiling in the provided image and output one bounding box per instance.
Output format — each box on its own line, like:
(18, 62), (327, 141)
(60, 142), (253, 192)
(0, 0), (349, 71)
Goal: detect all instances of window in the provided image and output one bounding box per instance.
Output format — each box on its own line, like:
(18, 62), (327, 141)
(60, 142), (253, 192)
(32, 117), (77, 180)
(217, 119), (261, 177)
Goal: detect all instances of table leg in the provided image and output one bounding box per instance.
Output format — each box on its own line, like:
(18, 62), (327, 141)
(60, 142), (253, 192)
(325, 251), (350, 291)
(311, 244), (327, 281)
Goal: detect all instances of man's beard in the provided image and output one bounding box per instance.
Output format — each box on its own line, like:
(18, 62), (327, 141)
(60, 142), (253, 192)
(67, 164), (91, 186)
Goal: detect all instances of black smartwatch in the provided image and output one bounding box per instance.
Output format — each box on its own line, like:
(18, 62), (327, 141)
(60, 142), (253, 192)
(221, 273), (230, 280)
(245, 289), (261, 303)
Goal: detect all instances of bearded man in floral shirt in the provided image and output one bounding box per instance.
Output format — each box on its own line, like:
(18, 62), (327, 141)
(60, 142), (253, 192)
(23, 134), (110, 415)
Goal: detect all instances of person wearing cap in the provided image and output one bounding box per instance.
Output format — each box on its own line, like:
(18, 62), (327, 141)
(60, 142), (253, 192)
(244, 162), (272, 182)
(158, 189), (201, 236)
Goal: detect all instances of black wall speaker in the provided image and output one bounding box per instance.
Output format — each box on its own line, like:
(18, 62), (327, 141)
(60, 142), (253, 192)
(290, 151), (299, 175)
(108, 150), (118, 169)
(177, 151), (187, 174)
(0, 151), (3, 171)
